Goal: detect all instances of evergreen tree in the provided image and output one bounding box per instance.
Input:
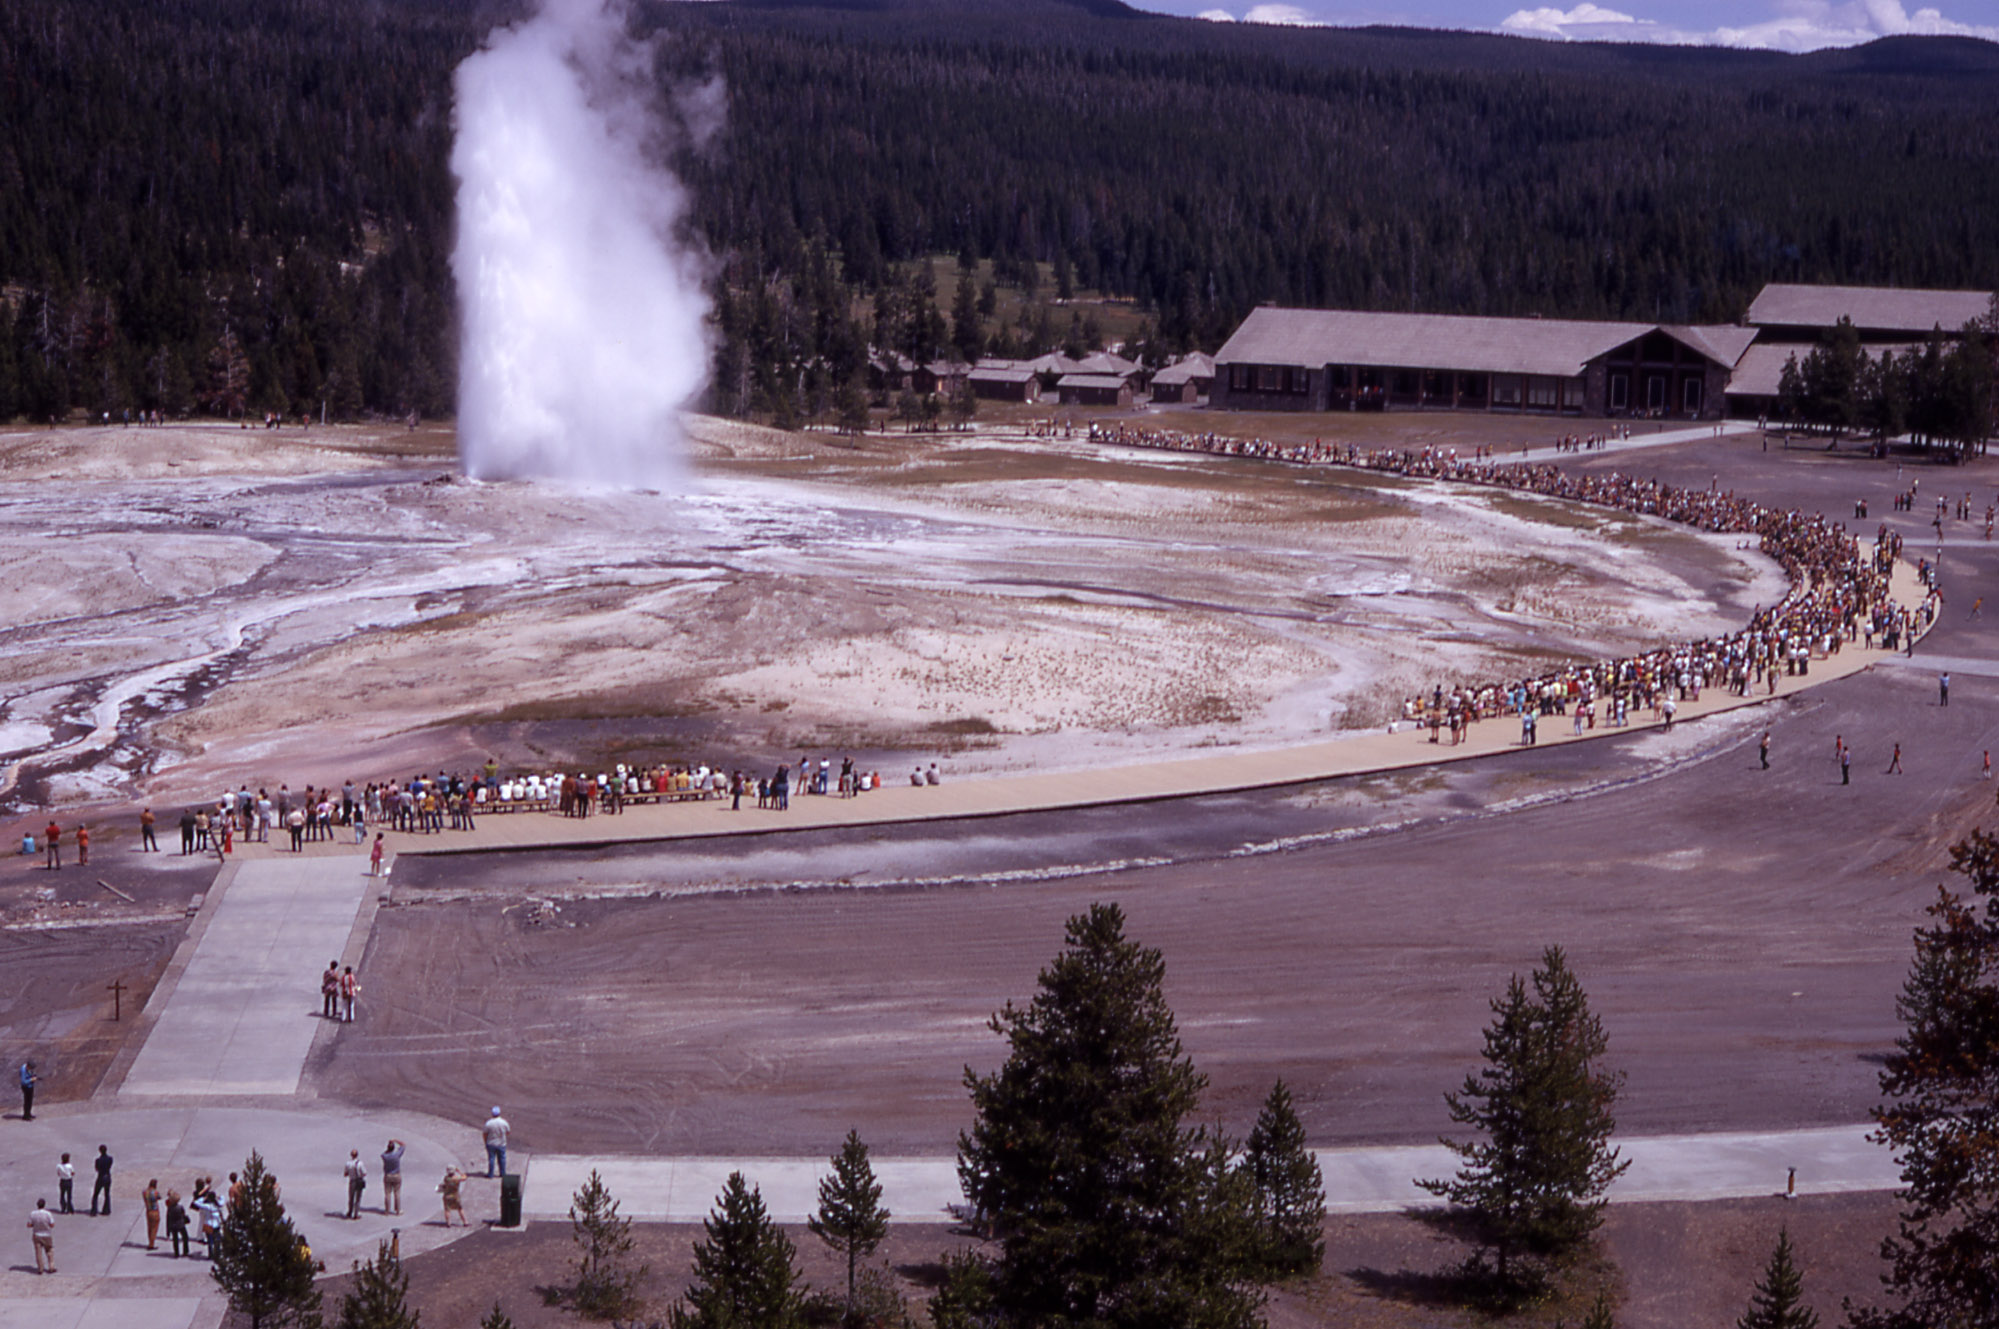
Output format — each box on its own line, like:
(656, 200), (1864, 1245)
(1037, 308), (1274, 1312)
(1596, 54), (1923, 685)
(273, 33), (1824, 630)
(1239, 1080), (1326, 1278)
(1581, 1291), (1617, 1329)
(927, 1251), (997, 1329)
(809, 1130), (892, 1320)
(958, 902), (1261, 1329)
(1852, 832), (1999, 1328)
(1419, 946), (1628, 1297)
(334, 1243), (420, 1329)
(1738, 1229), (1817, 1329)
(209, 1150), (324, 1329)
(478, 1306), (514, 1329)
(672, 1172), (805, 1329)
(569, 1169), (646, 1320)
(951, 275), (984, 365)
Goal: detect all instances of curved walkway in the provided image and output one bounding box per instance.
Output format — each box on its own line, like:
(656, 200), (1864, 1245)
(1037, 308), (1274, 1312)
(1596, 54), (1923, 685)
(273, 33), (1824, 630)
(220, 557), (1933, 863)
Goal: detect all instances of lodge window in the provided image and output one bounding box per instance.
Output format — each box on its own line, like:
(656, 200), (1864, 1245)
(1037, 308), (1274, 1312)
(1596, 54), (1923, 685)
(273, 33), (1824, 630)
(1391, 370), (1420, 398)
(1229, 364), (1250, 392)
(1526, 377), (1558, 409)
(1562, 377), (1585, 408)
(1682, 377), (1703, 413)
(1493, 375), (1522, 407)
(1287, 366), (1311, 394)
(1609, 374), (1629, 411)
(1647, 375), (1667, 411)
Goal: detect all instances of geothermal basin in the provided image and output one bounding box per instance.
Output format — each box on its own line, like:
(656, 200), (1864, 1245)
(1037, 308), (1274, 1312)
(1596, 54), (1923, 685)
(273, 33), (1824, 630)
(0, 415), (1784, 812)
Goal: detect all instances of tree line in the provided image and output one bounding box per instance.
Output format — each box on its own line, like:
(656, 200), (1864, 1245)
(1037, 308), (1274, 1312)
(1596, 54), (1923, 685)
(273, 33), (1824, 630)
(2, 0), (1998, 428)
(1777, 313), (1997, 456)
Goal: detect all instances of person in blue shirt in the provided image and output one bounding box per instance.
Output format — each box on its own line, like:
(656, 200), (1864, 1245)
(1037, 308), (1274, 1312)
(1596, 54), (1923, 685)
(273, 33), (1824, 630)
(19, 1061), (37, 1121)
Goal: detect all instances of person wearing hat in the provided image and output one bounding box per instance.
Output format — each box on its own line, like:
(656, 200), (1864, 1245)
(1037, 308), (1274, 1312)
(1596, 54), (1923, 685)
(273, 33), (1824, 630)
(482, 1107), (510, 1178)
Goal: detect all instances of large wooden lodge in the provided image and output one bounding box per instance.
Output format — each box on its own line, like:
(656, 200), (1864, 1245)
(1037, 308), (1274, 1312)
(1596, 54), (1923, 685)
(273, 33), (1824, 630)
(1210, 283), (1992, 422)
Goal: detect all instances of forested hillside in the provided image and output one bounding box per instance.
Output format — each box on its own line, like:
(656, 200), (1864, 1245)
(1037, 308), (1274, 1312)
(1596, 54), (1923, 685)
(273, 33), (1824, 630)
(2, 0), (1996, 423)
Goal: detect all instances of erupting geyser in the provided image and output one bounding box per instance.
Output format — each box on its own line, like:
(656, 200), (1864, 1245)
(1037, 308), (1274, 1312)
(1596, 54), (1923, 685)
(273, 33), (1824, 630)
(450, 0), (712, 486)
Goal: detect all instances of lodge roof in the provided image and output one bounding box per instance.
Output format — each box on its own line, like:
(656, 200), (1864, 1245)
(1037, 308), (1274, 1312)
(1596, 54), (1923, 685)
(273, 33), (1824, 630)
(1725, 341), (1923, 399)
(1746, 283), (1994, 335)
(1150, 352), (1215, 386)
(1056, 373), (1131, 390)
(1214, 308), (1752, 378)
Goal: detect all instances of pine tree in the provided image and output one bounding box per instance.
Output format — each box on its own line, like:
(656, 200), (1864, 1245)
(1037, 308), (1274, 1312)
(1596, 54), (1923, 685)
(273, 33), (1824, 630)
(1418, 946), (1628, 1297)
(1582, 1291), (1617, 1329)
(1240, 1080), (1326, 1278)
(1738, 1229), (1817, 1329)
(334, 1243), (420, 1329)
(672, 1172), (805, 1329)
(569, 1169), (646, 1320)
(1852, 832), (1999, 1328)
(209, 1150), (324, 1329)
(958, 902), (1261, 1329)
(478, 1306), (514, 1329)
(809, 1130), (891, 1320)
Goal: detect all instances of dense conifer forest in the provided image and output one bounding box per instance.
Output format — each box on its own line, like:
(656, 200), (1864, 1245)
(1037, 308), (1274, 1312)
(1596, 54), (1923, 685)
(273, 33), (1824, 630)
(1, 0), (1996, 423)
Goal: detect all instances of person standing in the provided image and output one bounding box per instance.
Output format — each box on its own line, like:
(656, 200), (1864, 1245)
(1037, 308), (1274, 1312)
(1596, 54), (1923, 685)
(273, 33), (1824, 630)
(139, 808), (158, 852)
(56, 1153), (74, 1213)
(28, 1198), (56, 1274)
(1887, 743), (1904, 775)
(1940, 671), (1951, 707)
(483, 1107), (510, 1178)
(369, 833), (385, 877)
(89, 1145), (113, 1216)
(343, 1150), (366, 1219)
(75, 825), (88, 867)
(1759, 730), (1771, 770)
(339, 966), (359, 1023)
(44, 821), (60, 870)
(164, 1190), (190, 1257)
(321, 961), (341, 1020)
(179, 809), (197, 855)
(1841, 746), (1852, 785)
(438, 1166), (468, 1225)
(143, 1178), (162, 1250)
(380, 1139), (405, 1215)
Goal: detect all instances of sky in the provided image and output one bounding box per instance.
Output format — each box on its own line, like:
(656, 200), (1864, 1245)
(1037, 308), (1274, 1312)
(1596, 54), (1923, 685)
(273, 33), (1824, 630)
(1147, 0), (1999, 53)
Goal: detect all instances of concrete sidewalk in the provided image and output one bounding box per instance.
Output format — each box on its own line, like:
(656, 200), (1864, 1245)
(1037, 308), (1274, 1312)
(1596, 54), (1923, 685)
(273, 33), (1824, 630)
(218, 558), (1931, 864)
(0, 1104), (496, 1313)
(121, 856), (375, 1097)
(522, 1123), (1900, 1225)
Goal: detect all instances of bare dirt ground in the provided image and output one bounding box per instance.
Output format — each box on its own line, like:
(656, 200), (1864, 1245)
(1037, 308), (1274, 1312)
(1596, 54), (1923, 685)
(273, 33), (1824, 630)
(0, 412), (1776, 822)
(0, 919), (186, 1109)
(287, 1191), (1895, 1329)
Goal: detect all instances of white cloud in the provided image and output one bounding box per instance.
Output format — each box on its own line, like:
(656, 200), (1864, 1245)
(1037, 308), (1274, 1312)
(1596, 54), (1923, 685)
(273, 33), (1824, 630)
(1197, 7), (1237, 17)
(1500, 2), (1642, 37)
(1245, 3), (1327, 21)
(1499, 0), (1999, 50)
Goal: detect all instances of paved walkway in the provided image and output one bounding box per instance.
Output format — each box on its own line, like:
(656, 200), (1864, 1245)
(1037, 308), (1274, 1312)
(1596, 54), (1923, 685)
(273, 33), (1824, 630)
(121, 857), (376, 1097)
(522, 1123), (1898, 1225)
(0, 1104), (500, 1314)
(216, 558), (1931, 864)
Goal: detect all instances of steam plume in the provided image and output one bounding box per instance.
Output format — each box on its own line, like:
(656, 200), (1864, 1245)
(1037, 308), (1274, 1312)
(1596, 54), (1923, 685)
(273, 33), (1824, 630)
(451, 0), (712, 486)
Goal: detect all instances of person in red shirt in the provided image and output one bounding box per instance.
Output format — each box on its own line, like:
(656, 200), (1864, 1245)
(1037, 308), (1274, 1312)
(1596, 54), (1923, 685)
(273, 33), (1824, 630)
(75, 825), (88, 867)
(44, 822), (60, 871)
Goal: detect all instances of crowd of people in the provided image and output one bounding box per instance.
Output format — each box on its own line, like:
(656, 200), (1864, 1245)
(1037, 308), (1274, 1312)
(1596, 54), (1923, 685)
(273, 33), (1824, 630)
(1084, 421), (1933, 737)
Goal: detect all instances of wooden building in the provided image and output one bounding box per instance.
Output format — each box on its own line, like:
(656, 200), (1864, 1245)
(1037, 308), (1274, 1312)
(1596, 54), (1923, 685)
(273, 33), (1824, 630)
(1211, 308), (1755, 420)
(1056, 373), (1134, 407)
(1149, 352), (1214, 404)
(968, 360), (1042, 403)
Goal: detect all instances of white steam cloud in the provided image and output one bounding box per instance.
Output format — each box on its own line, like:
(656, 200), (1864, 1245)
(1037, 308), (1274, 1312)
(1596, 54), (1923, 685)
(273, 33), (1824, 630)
(451, 0), (713, 487)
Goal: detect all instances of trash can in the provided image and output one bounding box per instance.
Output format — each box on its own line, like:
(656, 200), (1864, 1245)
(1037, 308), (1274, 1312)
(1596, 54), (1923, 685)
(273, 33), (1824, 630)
(499, 1172), (523, 1228)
